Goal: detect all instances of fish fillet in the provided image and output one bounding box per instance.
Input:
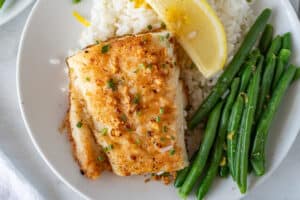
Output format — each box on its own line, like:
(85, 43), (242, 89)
(67, 31), (188, 176)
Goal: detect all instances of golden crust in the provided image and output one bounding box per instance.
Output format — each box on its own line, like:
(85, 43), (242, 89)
(67, 31), (188, 176)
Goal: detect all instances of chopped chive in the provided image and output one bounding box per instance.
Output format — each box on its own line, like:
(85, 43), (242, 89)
(159, 107), (165, 114)
(107, 78), (116, 91)
(121, 114), (127, 122)
(159, 35), (165, 42)
(101, 44), (110, 54)
(156, 116), (161, 123)
(136, 110), (142, 116)
(101, 128), (108, 136)
(135, 138), (141, 145)
(169, 149), (175, 155)
(133, 94), (141, 104)
(97, 155), (105, 161)
(146, 64), (153, 69)
(76, 121), (83, 128)
(162, 126), (168, 133)
(104, 144), (114, 152)
(166, 33), (170, 39)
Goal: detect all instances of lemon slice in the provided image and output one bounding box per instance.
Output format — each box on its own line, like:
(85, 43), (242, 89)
(146, 0), (227, 78)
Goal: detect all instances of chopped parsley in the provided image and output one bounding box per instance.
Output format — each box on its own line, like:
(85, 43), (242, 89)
(160, 137), (166, 142)
(162, 126), (168, 133)
(159, 107), (165, 114)
(161, 22), (166, 29)
(159, 35), (165, 42)
(101, 128), (108, 136)
(96, 40), (100, 44)
(97, 155), (105, 161)
(147, 24), (153, 30)
(133, 94), (141, 104)
(146, 64), (153, 69)
(107, 78), (116, 91)
(156, 116), (161, 123)
(101, 44), (110, 54)
(76, 121), (83, 128)
(165, 33), (170, 39)
(135, 138), (141, 145)
(121, 114), (127, 122)
(136, 110), (142, 116)
(85, 77), (90, 81)
(104, 144), (114, 152)
(169, 149), (175, 156)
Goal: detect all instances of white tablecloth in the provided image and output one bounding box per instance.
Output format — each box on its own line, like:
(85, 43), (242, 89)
(0, 1), (299, 200)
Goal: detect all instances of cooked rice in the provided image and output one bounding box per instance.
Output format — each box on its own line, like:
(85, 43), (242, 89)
(78, 0), (255, 156)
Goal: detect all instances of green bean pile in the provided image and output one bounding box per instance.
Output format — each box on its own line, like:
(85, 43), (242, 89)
(174, 8), (300, 199)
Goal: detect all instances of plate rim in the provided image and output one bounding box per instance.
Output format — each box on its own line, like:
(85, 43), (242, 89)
(16, 1), (300, 200)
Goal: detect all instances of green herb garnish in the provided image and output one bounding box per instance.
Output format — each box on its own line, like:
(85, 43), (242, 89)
(159, 107), (165, 114)
(133, 94), (141, 104)
(101, 44), (110, 54)
(169, 149), (175, 156)
(121, 114), (127, 122)
(107, 78), (116, 91)
(156, 116), (161, 123)
(101, 128), (108, 136)
(97, 155), (105, 161)
(147, 24), (153, 30)
(76, 121), (83, 128)
(104, 144), (114, 152)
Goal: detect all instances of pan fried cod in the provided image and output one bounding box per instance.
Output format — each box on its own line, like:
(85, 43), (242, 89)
(68, 74), (110, 179)
(67, 31), (188, 177)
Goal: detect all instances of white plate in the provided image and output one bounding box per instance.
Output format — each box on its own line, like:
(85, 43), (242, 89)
(17, 0), (300, 200)
(0, 0), (34, 26)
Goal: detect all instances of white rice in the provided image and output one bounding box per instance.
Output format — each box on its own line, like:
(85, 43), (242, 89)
(78, 0), (255, 155)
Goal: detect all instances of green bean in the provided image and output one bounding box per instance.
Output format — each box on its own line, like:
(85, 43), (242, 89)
(188, 9), (272, 130)
(251, 65), (297, 176)
(293, 68), (300, 81)
(219, 159), (230, 178)
(174, 153), (198, 188)
(0, 0), (5, 9)
(259, 24), (274, 54)
(179, 102), (224, 198)
(237, 61), (262, 193)
(256, 55), (276, 121)
(272, 49), (291, 90)
(266, 36), (282, 61)
(239, 55), (260, 92)
(196, 78), (240, 200)
(174, 167), (190, 188)
(227, 93), (245, 179)
(282, 32), (292, 50)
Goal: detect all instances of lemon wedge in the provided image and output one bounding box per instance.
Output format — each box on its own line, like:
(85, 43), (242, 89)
(146, 0), (227, 78)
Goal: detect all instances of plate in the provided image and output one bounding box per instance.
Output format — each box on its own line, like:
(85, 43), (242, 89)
(17, 0), (300, 199)
(0, 0), (34, 26)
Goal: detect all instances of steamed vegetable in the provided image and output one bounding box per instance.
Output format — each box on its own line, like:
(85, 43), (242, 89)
(0, 0), (5, 9)
(188, 9), (272, 129)
(196, 78), (240, 200)
(272, 49), (291, 90)
(237, 61), (262, 193)
(179, 102), (224, 198)
(266, 36), (282, 61)
(251, 65), (297, 176)
(259, 24), (274, 54)
(256, 55), (276, 120)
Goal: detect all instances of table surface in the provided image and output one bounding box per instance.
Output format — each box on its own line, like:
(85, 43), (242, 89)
(0, 2), (300, 200)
